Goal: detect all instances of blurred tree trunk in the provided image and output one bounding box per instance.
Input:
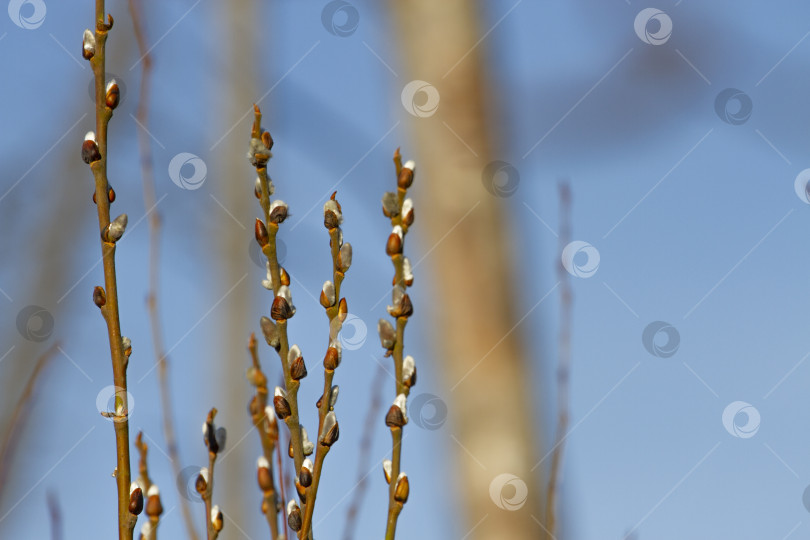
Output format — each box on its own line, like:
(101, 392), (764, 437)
(390, 2), (545, 538)
(214, 0), (258, 534)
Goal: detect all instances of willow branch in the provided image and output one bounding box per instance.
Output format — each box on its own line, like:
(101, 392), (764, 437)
(248, 334), (281, 538)
(249, 105), (309, 532)
(136, 432), (162, 540)
(83, 3), (135, 537)
(125, 1), (198, 539)
(381, 149), (416, 540)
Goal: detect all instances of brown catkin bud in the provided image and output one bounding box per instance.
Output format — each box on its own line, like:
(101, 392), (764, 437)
(271, 296), (293, 320)
(397, 161), (415, 189)
(385, 405), (406, 428)
(105, 80), (120, 110)
(273, 387), (291, 419)
(320, 412), (339, 447)
(287, 501), (302, 532)
(386, 232), (402, 256)
(257, 456), (273, 492)
(261, 130), (274, 151)
(145, 486), (163, 517)
(260, 316), (280, 350)
(394, 473), (410, 503)
(93, 286), (106, 308)
(269, 200), (288, 224)
(81, 134), (101, 164)
(323, 346), (340, 370)
(338, 297), (348, 322)
(255, 218), (269, 248)
(290, 356), (307, 381)
(280, 267), (290, 286)
(299, 458), (313, 488)
(128, 485), (143, 515)
(195, 470), (208, 494)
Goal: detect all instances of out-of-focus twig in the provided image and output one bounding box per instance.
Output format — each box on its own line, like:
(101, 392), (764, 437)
(546, 182), (572, 539)
(46, 490), (62, 540)
(0, 342), (59, 507)
(136, 432), (163, 540)
(342, 363), (386, 540)
(125, 1), (198, 539)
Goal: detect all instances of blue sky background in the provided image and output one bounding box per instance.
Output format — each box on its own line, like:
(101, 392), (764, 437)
(3, 1), (810, 539)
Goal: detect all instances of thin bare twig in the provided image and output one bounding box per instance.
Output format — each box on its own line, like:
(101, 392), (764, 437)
(342, 363), (386, 540)
(125, 1), (198, 538)
(46, 490), (62, 540)
(201, 408), (224, 540)
(545, 182), (572, 538)
(0, 342), (59, 507)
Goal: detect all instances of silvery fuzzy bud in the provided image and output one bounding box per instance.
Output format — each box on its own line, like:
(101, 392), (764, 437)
(382, 460), (392, 484)
(82, 30), (95, 60)
(323, 196), (343, 229)
(301, 427), (315, 456)
(247, 137), (271, 167)
(257, 456), (274, 492)
(260, 316), (280, 351)
(105, 79), (120, 110)
(103, 214), (128, 243)
(211, 505), (224, 532)
(129, 482), (143, 515)
(394, 472), (409, 503)
(320, 281), (336, 308)
(273, 387), (291, 419)
(277, 286), (295, 314)
(269, 200), (288, 224)
(398, 160), (415, 189)
(387, 286), (413, 318)
(82, 131), (101, 164)
(386, 226), (403, 256)
(401, 198), (414, 227)
(402, 355), (416, 388)
(286, 500), (302, 532)
(299, 458), (313, 488)
(122, 336), (132, 358)
(328, 385), (339, 409)
(338, 242), (352, 273)
(402, 257), (414, 286)
(320, 411), (339, 447)
(378, 319), (396, 350)
(382, 191), (399, 218)
(145, 485), (163, 517)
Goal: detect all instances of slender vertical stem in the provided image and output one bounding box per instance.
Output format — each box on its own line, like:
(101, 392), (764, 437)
(545, 183), (572, 539)
(88, 3), (134, 538)
(125, 1), (199, 538)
